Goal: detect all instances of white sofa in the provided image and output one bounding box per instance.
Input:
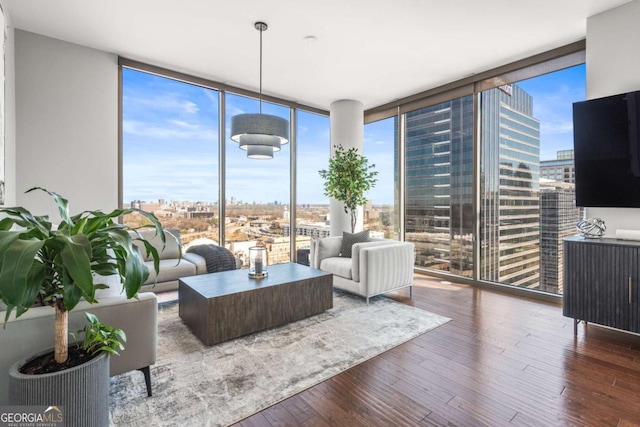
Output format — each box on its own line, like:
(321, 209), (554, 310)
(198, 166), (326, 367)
(310, 236), (415, 303)
(133, 228), (207, 293)
(133, 228), (241, 293)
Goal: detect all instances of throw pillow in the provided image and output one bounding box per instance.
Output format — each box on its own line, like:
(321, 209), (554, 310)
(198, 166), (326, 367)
(341, 230), (370, 258)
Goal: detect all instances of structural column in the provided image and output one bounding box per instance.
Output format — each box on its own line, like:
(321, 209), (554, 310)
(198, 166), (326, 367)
(329, 100), (364, 236)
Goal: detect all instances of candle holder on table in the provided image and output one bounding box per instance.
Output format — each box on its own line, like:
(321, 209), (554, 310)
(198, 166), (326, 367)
(248, 246), (268, 278)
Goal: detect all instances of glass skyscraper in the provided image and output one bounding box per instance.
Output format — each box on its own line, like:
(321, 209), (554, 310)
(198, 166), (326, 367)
(404, 85), (541, 287)
(480, 85), (541, 288)
(405, 96), (475, 277)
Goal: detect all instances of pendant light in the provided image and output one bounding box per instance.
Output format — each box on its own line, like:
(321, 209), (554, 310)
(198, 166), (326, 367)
(231, 22), (289, 159)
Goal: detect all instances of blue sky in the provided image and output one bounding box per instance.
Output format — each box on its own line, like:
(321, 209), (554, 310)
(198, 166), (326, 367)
(123, 68), (330, 205)
(123, 64), (585, 206)
(517, 63), (586, 161)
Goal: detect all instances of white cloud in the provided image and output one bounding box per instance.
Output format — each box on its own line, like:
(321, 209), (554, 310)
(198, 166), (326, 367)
(124, 94), (199, 115)
(123, 119), (217, 141)
(168, 119), (199, 129)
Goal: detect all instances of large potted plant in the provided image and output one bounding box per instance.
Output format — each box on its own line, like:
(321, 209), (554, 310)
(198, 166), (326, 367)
(0, 187), (165, 427)
(319, 145), (378, 233)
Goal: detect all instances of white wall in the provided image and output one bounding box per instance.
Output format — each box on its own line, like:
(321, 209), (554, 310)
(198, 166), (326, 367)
(15, 30), (118, 222)
(329, 99), (364, 235)
(1, 1), (16, 206)
(586, 0), (640, 238)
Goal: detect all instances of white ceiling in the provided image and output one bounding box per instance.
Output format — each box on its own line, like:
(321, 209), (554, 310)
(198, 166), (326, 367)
(4, 0), (632, 111)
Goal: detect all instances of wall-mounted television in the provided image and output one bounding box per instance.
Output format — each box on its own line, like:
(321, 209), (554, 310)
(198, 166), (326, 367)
(573, 90), (640, 207)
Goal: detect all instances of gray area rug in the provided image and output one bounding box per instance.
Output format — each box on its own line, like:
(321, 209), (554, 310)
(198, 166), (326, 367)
(109, 291), (450, 426)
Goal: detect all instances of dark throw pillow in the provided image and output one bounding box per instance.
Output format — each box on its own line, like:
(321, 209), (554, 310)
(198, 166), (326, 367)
(341, 230), (370, 258)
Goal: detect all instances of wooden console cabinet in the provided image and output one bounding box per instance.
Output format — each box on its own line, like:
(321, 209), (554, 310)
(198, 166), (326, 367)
(563, 236), (640, 335)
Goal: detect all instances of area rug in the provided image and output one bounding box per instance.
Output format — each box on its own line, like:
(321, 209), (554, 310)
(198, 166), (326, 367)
(108, 291), (450, 426)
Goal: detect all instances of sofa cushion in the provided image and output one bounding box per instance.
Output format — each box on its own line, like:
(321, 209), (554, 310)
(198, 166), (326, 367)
(143, 258), (197, 286)
(320, 257), (353, 280)
(132, 228), (181, 261)
(341, 230), (370, 258)
(182, 252), (208, 275)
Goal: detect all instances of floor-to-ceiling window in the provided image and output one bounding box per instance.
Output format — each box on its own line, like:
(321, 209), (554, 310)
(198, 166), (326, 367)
(295, 111), (330, 255)
(120, 63), (328, 265)
(479, 65), (585, 294)
(363, 117), (400, 240)
(122, 44), (584, 299)
(224, 94), (291, 266)
(121, 68), (220, 246)
(362, 45), (585, 298)
(404, 96), (475, 276)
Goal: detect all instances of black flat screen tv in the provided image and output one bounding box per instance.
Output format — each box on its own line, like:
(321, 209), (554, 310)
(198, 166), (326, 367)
(573, 90), (640, 207)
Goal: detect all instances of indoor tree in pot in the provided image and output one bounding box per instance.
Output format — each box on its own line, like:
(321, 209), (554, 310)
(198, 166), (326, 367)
(319, 144), (378, 233)
(0, 187), (165, 427)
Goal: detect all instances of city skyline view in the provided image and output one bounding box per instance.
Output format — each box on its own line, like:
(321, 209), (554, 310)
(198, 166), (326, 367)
(123, 65), (585, 206)
(123, 62), (586, 295)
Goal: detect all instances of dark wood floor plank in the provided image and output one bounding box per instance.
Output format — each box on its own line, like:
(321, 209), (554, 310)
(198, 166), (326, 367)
(278, 395), (331, 427)
(244, 274), (640, 426)
(330, 370), (431, 425)
(234, 412), (273, 427)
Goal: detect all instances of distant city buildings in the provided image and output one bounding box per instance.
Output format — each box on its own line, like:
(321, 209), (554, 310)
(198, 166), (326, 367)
(282, 223), (331, 239)
(538, 179), (581, 294)
(541, 149), (575, 184)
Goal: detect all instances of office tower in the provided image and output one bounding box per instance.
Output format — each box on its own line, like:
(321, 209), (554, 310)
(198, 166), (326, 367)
(405, 85), (541, 287)
(541, 150), (576, 183)
(405, 96), (475, 277)
(480, 85), (541, 288)
(539, 180), (581, 293)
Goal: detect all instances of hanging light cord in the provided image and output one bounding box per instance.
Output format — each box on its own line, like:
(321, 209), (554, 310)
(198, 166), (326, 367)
(259, 25), (263, 114)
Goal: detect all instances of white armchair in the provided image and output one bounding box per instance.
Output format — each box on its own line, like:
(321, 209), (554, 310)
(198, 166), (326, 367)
(310, 236), (415, 303)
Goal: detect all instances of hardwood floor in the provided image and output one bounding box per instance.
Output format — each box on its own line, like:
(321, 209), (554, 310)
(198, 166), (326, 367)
(233, 274), (640, 427)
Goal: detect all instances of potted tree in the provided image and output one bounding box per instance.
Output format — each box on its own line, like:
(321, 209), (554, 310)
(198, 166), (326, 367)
(319, 145), (378, 233)
(0, 187), (165, 426)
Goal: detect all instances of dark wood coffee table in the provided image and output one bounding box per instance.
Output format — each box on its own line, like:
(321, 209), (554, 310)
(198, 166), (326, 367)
(178, 263), (333, 345)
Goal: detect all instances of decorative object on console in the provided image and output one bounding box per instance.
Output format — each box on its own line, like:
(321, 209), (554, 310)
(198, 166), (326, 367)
(318, 145), (378, 232)
(248, 246), (268, 278)
(230, 22), (289, 159)
(576, 217), (606, 238)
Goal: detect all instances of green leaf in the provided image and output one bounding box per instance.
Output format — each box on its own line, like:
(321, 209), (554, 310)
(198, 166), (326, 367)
(63, 270), (84, 309)
(85, 312), (99, 325)
(0, 206), (51, 236)
(319, 145), (378, 232)
(103, 228), (149, 299)
(56, 233), (94, 301)
(0, 218), (14, 231)
(0, 239), (45, 311)
(26, 187), (73, 227)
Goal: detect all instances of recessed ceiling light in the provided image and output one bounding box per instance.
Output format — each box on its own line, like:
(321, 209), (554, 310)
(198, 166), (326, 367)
(303, 35), (317, 44)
